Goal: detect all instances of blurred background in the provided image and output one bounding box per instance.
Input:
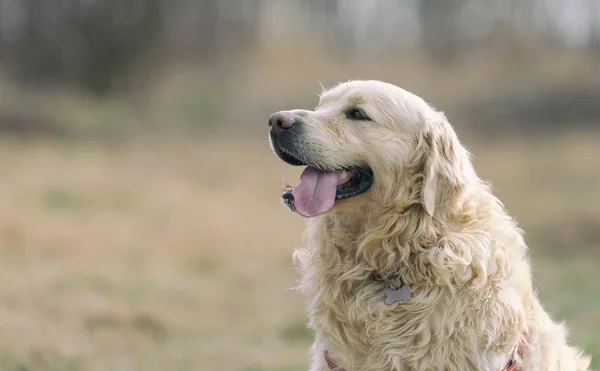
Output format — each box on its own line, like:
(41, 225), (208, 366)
(0, 0), (598, 370)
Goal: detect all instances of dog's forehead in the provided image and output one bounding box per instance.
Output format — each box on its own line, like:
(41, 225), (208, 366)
(318, 82), (393, 108)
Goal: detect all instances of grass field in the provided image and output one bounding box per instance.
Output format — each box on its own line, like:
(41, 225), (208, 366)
(0, 133), (597, 371)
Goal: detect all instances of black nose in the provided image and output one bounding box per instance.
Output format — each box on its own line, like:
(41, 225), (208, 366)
(269, 111), (296, 135)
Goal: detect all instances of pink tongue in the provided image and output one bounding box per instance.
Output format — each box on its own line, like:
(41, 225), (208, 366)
(292, 167), (341, 218)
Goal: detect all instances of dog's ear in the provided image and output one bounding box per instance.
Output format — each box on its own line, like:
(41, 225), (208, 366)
(416, 117), (466, 217)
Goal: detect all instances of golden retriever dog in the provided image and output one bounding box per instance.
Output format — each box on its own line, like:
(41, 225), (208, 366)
(267, 80), (592, 371)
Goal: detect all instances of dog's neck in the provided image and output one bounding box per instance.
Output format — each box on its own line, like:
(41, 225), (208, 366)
(313, 184), (499, 288)
(318, 203), (440, 278)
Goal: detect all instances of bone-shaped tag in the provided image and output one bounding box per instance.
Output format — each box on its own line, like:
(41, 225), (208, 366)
(384, 284), (410, 305)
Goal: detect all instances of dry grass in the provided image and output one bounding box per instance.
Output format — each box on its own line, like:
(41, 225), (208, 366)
(0, 132), (597, 371)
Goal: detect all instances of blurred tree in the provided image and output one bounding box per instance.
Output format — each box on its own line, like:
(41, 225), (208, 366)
(418, 0), (465, 65)
(0, 0), (162, 95)
(0, 0), (265, 95)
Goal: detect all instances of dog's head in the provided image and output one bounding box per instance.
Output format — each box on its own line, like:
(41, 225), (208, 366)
(269, 80), (473, 218)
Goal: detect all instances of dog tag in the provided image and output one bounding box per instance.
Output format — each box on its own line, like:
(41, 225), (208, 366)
(384, 284), (410, 305)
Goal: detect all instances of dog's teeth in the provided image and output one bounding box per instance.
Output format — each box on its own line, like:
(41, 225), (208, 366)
(339, 170), (352, 183)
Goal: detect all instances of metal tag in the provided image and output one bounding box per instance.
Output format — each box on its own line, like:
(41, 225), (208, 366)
(384, 284), (410, 305)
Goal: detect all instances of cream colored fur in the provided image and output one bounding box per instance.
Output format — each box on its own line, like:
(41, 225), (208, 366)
(276, 80), (591, 371)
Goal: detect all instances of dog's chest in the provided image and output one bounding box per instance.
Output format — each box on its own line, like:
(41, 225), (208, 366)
(312, 276), (428, 355)
(309, 273), (493, 370)
(310, 274), (519, 371)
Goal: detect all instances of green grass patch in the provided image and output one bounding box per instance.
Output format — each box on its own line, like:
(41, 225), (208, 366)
(278, 318), (314, 344)
(43, 187), (80, 211)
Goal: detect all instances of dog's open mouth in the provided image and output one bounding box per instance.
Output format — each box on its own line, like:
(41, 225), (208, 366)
(277, 149), (373, 218)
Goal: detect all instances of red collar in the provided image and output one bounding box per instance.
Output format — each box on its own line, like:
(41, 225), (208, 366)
(324, 336), (526, 371)
(504, 335), (526, 371)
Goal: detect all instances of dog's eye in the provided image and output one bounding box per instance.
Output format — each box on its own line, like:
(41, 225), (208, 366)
(346, 108), (369, 121)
